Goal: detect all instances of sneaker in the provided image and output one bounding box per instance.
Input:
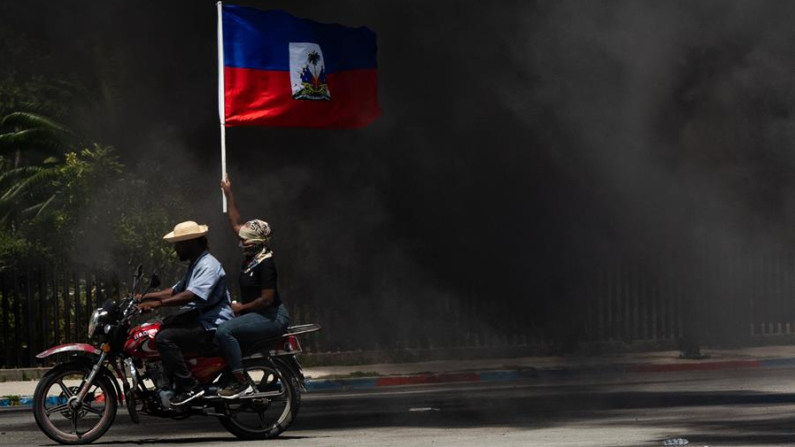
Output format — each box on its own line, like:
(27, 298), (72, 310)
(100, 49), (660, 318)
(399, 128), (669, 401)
(218, 380), (254, 399)
(171, 385), (205, 406)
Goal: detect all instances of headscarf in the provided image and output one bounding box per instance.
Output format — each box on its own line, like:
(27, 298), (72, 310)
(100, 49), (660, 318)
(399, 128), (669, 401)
(238, 219), (272, 245)
(238, 219), (272, 260)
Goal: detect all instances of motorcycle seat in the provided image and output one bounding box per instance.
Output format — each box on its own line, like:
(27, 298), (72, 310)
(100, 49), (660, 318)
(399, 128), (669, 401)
(187, 334), (289, 359)
(198, 343), (222, 357)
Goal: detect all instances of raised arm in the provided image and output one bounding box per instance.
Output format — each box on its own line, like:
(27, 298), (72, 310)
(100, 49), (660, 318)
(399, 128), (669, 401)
(221, 174), (245, 235)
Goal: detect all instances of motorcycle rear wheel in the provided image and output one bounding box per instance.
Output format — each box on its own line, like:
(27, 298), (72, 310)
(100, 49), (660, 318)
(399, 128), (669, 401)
(217, 358), (300, 439)
(33, 362), (117, 445)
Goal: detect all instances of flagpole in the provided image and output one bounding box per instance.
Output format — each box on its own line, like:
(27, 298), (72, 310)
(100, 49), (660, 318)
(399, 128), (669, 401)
(217, 1), (228, 213)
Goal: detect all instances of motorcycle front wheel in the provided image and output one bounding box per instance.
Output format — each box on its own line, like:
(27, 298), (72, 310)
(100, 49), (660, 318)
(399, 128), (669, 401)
(32, 362), (118, 445)
(217, 358), (300, 440)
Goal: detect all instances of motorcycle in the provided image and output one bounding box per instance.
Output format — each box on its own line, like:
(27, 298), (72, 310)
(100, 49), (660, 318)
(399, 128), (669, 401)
(32, 266), (320, 445)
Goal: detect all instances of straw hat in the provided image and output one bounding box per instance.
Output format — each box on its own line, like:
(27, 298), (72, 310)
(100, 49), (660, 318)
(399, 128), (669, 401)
(163, 221), (209, 242)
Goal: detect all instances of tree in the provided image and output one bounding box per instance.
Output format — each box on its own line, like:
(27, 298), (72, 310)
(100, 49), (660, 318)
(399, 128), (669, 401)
(0, 108), (124, 265)
(0, 110), (122, 216)
(0, 112), (79, 219)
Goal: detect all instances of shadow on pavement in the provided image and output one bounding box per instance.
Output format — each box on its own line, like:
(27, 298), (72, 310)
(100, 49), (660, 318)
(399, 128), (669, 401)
(289, 384), (795, 446)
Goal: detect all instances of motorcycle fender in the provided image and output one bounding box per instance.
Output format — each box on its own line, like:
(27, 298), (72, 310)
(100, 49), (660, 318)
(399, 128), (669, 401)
(36, 343), (101, 359)
(274, 356), (306, 391)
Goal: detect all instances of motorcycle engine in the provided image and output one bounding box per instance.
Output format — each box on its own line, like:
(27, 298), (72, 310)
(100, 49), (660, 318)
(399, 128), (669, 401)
(146, 362), (168, 388)
(145, 362), (179, 410)
(157, 387), (175, 409)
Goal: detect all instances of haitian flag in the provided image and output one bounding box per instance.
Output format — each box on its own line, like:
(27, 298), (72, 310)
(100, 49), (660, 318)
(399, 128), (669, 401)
(221, 5), (380, 128)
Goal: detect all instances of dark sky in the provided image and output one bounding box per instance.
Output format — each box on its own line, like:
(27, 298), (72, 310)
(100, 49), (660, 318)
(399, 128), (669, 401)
(4, 1), (795, 347)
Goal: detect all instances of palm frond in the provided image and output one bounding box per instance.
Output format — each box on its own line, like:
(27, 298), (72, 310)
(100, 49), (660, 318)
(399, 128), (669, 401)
(0, 128), (74, 157)
(19, 200), (45, 216)
(19, 192), (58, 219)
(34, 192), (58, 218)
(0, 166), (46, 184)
(0, 166), (60, 202)
(1, 112), (71, 133)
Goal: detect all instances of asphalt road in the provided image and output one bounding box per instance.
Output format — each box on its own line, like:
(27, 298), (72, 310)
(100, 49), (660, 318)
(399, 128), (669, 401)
(3, 367), (795, 446)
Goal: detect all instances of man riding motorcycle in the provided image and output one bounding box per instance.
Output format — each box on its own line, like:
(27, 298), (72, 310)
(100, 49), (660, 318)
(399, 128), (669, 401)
(137, 220), (234, 406)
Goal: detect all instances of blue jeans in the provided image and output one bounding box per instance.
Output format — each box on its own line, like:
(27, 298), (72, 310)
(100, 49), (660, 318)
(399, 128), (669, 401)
(214, 304), (290, 373)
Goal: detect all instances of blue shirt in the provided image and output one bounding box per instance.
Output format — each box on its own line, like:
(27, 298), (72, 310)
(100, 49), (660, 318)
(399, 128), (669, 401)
(172, 251), (234, 331)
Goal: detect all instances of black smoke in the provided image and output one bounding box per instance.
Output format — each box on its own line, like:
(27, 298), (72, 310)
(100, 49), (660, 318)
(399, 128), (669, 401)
(4, 0), (795, 351)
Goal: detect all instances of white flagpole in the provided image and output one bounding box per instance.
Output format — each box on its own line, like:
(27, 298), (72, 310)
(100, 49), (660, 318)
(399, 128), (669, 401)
(217, 1), (228, 213)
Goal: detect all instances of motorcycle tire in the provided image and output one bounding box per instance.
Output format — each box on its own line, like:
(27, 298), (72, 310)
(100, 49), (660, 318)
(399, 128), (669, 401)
(218, 358), (301, 440)
(33, 362), (118, 445)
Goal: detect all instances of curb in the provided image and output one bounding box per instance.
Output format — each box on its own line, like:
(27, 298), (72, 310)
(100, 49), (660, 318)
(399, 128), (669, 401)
(5, 356), (795, 410)
(304, 370), (538, 391)
(302, 356), (795, 391)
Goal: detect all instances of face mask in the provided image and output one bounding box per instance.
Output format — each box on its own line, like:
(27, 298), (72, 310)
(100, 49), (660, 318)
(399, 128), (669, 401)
(239, 240), (262, 256)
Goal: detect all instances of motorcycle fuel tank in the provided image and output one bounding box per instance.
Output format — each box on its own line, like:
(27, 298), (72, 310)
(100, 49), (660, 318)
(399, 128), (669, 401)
(123, 322), (162, 360)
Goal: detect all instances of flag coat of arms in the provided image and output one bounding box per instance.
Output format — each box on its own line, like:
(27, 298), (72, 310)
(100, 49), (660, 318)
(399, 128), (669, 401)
(221, 5), (380, 128)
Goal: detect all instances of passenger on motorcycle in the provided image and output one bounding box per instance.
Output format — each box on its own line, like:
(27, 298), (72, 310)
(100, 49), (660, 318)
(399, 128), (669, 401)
(216, 175), (290, 399)
(137, 220), (234, 406)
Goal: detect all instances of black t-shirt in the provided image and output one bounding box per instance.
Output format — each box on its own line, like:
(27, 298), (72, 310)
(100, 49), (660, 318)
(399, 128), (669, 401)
(239, 257), (282, 310)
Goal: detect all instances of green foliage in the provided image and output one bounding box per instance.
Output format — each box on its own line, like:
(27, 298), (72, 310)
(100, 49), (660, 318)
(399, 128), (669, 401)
(59, 145), (124, 217)
(0, 111), (89, 224)
(100, 175), (188, 280)
(0, 117), (191, 277)
(0, 224), (37, 268)
(0, 146), (124, 265)
(0, 108), (189, 277)
(0, 111), (78, 165)
(0, 36), (186, 277)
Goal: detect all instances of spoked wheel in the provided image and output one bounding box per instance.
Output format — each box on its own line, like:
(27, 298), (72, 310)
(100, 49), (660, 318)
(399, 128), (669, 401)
(218, 359), (300, 439)
(33, 362), (117, 445)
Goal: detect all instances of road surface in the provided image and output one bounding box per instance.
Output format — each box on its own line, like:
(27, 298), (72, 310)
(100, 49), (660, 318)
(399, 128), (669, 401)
(2, 367), (795, 446)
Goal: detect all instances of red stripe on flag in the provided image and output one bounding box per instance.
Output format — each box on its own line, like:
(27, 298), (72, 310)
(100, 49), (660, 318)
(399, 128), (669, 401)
(224, 67), (380, 128)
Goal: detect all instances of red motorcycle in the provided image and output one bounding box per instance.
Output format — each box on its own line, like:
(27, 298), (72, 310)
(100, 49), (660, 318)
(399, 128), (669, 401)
(32, 269), (320, 445)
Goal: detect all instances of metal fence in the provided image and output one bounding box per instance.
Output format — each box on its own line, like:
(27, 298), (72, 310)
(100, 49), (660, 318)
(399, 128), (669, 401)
(0, 266), (123, 368)
(2, 254), (795, 368)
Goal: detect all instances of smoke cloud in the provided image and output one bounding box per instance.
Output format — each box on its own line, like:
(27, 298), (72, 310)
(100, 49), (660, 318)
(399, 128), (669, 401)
(4, 0), (795, 350)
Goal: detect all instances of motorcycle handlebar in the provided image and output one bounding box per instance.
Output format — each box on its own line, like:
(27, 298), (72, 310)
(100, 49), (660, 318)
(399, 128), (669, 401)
(119, 296), (142, 323)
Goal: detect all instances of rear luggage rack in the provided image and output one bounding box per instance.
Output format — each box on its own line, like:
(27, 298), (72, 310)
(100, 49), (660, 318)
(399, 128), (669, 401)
(286, 324), (321, 336)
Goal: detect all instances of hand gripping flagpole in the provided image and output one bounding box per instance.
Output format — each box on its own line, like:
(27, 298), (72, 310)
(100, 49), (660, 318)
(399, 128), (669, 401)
(217, 1), (228, 213)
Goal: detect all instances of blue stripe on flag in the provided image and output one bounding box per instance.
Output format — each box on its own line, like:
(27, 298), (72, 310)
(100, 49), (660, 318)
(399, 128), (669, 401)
(223, 6), (377, 72)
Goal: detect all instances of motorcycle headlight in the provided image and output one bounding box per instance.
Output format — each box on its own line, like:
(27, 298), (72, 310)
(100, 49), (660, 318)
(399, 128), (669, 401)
(88, 309), (109, 339)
